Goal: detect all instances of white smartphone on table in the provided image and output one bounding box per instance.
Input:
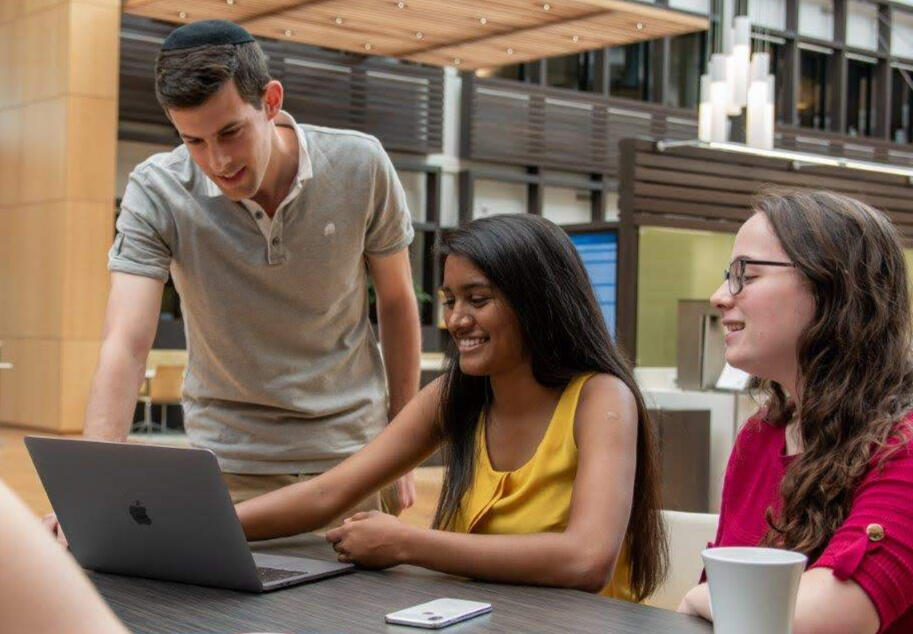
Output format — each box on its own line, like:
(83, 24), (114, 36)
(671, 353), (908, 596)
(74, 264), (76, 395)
(385, 598), (492, 629)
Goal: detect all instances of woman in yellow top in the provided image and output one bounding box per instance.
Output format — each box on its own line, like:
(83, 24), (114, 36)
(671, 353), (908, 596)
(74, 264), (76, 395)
(237, 214), (667, 601)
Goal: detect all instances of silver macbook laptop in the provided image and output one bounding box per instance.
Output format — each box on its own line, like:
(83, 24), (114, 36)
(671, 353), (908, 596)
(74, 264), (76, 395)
(25, 436), (354, 592)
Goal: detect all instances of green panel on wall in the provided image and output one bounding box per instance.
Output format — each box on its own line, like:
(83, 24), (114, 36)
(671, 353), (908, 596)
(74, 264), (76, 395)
(636, 227), (736, 367)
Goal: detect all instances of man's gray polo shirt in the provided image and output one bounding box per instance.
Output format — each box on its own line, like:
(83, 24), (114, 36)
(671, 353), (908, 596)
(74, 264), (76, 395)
(109, 117), (413, 474)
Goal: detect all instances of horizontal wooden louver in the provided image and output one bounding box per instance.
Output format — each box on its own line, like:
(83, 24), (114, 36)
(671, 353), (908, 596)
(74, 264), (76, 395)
(465, 76), (913, 176)
(119, 15), (443, 155)
(464, 76), (699, 175)
(620, 138), (913, 244)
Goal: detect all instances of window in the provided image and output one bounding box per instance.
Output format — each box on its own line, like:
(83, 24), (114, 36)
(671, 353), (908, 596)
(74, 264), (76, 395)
(846, 1), (879, 51)
(893, 10), (913, 59)
(668, 32), (708, 109)
(798, 0), (834, 40)
(798, 49), (830, 129)
(748, 0), (787, 31)
(609, 43), (651, 101)
(546, 52), (597, 92)
(668, 0), (711, 13)
(891, 68), (913, 143)
(846, 58), (876, 136)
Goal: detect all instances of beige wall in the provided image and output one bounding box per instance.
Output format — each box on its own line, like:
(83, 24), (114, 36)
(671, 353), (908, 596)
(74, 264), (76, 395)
(0, 0), (119, 432)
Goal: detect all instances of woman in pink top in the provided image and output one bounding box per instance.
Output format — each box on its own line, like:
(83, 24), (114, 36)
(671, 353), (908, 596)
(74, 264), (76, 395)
(678, 190), (913, 634)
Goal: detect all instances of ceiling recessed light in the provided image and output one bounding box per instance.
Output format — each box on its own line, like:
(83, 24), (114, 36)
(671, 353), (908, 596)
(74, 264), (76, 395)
(396, 1), (406, 8)
(415, 31), (424, 39)
(178, 10), (187, 18)
(506, 47), (514, 55)
(453, 57), (462, 65)
(364, 42), (373, 50)
(335, 16), (344, 24)
(543, 3), (551, 10)
(225, 0), (235, 5)
(479, 16), (488, 25)
(636, 22), (645, 30)
(284, 29), (293, 36)
(572, 34), (579, 43)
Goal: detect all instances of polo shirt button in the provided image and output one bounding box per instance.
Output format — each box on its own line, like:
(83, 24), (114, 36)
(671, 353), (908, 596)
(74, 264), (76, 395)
(866, 523), (885, 542)
(255, 211), (263, 219)
(271, 237), (280, 247)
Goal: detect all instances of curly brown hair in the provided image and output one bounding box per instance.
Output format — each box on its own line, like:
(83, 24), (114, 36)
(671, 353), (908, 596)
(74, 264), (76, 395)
(753, 190), (913, 561)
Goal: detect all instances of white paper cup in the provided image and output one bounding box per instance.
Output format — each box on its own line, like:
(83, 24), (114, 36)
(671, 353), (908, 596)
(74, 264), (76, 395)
(702, 547), (807, 634)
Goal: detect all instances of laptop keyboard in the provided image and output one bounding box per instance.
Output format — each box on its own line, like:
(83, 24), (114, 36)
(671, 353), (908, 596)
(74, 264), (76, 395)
(257, 566), (306, 584)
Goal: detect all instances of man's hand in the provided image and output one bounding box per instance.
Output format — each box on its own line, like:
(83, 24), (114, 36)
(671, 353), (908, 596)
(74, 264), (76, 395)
(394, 470), (416, 510)
(325, 510), (415, 569)
(40, 512), (69, 548)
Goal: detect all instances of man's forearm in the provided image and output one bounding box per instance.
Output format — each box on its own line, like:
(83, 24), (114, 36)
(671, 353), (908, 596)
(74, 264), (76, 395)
(82, 340), (149, 441)
(377, 298), (421, 419)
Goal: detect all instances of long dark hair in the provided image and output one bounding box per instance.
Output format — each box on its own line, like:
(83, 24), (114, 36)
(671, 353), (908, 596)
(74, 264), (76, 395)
(431, 214), (667, 601)
(754, 191), (913, 560)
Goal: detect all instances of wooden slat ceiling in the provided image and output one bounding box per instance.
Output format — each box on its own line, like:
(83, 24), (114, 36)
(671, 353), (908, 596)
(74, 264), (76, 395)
(122, 0), (709, 70)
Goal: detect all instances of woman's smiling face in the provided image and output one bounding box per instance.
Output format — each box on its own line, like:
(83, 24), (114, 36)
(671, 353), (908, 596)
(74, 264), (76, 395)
(710, 213), (816, 389)
(441, 255), (527, 377)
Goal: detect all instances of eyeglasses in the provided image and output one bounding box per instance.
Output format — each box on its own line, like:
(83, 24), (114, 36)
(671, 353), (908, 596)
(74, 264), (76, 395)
(724, 258), (795, 295)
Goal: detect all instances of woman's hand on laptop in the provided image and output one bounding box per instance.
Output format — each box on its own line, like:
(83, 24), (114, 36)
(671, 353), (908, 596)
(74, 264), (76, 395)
(325, 510), (416, 569)
(40, 512), (70, 548)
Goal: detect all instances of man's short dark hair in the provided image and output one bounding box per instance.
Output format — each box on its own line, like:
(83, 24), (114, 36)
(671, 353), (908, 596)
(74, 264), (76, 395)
(155, 41), (271, 110)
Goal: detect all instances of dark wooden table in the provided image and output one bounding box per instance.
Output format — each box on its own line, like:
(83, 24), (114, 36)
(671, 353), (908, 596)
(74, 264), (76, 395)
(89, 535), (713, 633)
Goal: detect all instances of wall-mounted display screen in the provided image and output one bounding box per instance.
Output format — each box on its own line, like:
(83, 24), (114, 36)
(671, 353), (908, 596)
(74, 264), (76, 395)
(569, 230), (618, 338)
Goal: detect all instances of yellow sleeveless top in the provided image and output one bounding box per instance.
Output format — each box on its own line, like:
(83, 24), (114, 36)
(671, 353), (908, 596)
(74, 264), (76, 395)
(447, 373), (633, 600)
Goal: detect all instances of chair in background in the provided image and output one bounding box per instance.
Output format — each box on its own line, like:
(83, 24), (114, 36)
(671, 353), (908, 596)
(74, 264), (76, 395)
(645, 510), (719, 611)
(136, 365), (184, 433)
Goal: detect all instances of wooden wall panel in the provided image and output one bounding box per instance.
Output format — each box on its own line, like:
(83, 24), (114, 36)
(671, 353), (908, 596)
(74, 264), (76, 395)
(1, 203), (65, 339)
(20, 97), (67, 204)
(66, 96), (117, 201)
(20, 4), (68, 103)
(0, 19), (22, 108)
(0, 108), (22, 205)
(0, 339), (61, 430)
(23, 0), (66, 13)
(61, 202), (112, 340)
(622, 139), (913, 243)
(0, 0), (117, 432)
(59, 340), (101, 433)
(67, 1), (120, 99)
(0, 2), (23, 23)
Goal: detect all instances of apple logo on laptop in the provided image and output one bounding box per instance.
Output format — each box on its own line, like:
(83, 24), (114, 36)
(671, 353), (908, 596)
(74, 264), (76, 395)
(129, 500), (152, 526)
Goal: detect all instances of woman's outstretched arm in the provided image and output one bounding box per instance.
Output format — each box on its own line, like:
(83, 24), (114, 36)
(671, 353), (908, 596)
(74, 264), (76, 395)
(325, 374), (638, 592)
(237, 379), (442, 539)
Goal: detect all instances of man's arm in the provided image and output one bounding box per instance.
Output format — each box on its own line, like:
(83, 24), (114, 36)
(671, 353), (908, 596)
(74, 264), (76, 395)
(44, 272), (164, 542)
(83, 273), (165, 440)
(366, 249), (422, 508)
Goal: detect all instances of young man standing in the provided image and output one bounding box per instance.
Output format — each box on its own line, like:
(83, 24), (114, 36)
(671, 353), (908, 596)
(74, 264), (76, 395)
(46, 20), (421, 536)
